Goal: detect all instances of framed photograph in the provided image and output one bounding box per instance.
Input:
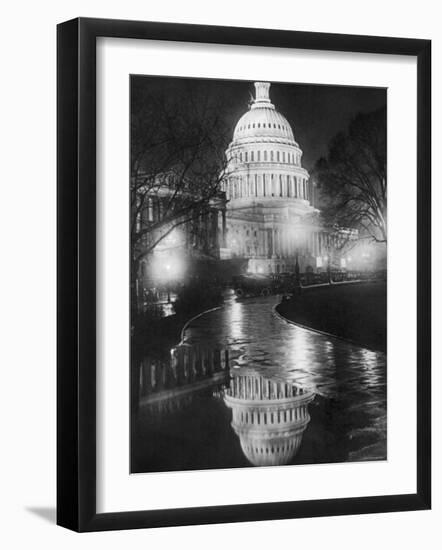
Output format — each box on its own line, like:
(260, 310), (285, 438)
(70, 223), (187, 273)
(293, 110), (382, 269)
(57, 17), (431, 532)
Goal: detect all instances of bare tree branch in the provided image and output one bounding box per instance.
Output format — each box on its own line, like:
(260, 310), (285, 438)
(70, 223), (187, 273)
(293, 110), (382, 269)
(314, 107), (387, 244)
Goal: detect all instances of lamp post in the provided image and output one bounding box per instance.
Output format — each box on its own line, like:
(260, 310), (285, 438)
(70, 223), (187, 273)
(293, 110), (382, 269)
(165, 263), (171, 302)
(291, 224), (302, 295)
(294, 252), (300, 282)
(326, 248), (331, 284)
(294, 251), (301, 296)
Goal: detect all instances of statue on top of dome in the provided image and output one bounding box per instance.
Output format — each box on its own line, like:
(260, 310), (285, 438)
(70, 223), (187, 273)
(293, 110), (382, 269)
(251, 82), (274, 109)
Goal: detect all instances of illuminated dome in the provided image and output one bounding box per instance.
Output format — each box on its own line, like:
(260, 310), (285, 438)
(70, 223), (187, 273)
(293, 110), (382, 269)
(233, 83), (295, 143)
(223, 82), (310, 207)
(224, 374), (314, 467)
(221, 80), (320, 276)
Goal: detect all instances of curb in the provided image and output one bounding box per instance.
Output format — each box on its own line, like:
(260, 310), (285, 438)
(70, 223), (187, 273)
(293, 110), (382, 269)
(272, 303), (384, 354)
(179, 305), (224, 343)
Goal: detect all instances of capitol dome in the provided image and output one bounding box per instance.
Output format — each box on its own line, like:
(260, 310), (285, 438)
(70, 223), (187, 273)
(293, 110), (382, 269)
(222, 81), (320, 276)
(223, 81), (311, 207)
(233, 83), (295, 143)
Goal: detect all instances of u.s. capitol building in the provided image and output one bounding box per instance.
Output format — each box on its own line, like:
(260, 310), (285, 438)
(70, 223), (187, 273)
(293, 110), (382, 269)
(222, 81), (340, 274)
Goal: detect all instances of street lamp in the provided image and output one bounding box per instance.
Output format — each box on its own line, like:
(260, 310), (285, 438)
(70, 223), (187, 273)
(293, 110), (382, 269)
(165, 263), (171, 302)
(292, 251), (302, 296)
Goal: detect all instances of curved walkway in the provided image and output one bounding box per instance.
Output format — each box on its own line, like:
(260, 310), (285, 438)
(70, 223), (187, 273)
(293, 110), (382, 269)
(183, 293), (387, 460)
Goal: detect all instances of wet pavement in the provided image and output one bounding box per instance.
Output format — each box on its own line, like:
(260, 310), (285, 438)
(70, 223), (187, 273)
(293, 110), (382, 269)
(131, 293), (386, 473)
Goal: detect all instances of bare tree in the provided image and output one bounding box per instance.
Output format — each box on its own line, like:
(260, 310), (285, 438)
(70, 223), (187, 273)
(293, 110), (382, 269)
(130, 79), (231, 308)
(314, 107), (387, 244)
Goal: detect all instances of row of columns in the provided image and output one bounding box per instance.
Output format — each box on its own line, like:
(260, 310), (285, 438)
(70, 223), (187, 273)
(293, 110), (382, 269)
(241, 437), (302, 462)
(226, 375), (305, 401)
(265, 228), (325, 259)
(234, 149), (301, 165)
(232, 404), (308, 427)
(227, 173), (310, 201)
(229, 225), (340, 260)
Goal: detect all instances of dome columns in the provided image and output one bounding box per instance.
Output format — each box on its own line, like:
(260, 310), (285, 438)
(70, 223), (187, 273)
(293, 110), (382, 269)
(224, 374), (315, 466)
(223, 81), (319, 273)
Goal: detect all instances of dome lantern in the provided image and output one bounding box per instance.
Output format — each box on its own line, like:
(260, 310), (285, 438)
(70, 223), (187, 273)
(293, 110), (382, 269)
(222, 79), (319, 276)
(252, 82), (273, 108)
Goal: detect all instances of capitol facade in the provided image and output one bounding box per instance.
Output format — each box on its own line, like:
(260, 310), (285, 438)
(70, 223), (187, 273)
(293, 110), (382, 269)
(222, 81), (337, 274)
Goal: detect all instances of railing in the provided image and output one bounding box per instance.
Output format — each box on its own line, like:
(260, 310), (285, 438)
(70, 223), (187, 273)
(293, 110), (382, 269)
(138, 344), (230, 408)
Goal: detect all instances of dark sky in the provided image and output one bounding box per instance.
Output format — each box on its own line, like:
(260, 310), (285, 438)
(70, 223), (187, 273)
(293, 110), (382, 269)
(131, 75), (386, 172)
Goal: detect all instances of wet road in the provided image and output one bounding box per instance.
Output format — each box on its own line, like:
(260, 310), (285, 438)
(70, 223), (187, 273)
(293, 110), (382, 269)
(131, 293), (387, 473)
(184, 293), (385, 397)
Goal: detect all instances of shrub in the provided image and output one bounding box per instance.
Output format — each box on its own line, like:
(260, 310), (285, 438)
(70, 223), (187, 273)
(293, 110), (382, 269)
(173, 281), (223, 318)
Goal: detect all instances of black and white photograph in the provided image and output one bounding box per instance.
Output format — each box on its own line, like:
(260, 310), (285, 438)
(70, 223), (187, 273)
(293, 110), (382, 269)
(0, 0), (435, 543)
(130, 76), (387, 474)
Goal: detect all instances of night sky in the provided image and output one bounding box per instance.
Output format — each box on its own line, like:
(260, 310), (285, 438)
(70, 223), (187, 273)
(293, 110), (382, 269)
(131, 75), (386, 172)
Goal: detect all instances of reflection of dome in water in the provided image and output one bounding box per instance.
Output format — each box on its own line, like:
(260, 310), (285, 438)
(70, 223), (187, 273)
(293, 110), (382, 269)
(224, 374), (314, 466)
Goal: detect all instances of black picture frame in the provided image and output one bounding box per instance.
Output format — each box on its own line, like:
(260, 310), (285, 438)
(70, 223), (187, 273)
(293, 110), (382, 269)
(57, 17), (431, 532)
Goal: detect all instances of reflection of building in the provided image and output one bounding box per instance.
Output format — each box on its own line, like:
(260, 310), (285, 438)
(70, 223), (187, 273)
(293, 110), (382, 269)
(224, 373), (314, 466)
(222, 82), (351, 274)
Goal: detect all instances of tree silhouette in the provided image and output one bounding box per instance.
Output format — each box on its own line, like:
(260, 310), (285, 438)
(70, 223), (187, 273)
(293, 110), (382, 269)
(130, 79), (232, 309)
(314, 107), (387, 244)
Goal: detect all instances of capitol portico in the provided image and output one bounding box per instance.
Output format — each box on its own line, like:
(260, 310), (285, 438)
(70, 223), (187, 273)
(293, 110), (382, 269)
(222, 81), (338, 274)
